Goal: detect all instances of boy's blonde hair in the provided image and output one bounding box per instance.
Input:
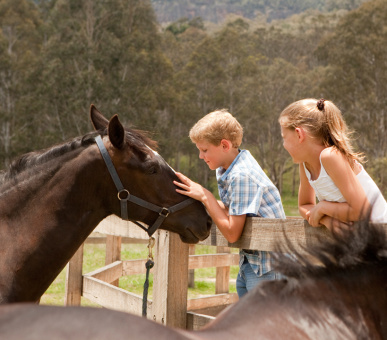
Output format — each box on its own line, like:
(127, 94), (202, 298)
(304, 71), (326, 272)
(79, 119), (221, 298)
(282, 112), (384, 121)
(189, 109), (243, 148)
(279, 98), (363, 167)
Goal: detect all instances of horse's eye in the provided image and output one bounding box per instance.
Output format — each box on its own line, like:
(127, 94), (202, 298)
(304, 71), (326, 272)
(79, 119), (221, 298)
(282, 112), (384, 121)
(146, 164), (159, 175)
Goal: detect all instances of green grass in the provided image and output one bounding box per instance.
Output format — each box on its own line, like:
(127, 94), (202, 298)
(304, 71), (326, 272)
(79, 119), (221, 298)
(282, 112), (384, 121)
(281, 163), (300, 217)
(40, 243), (239, 306)
(40, 193), (299, 306)
(282, 194), (299, 217)
(41, 271), (67, 305)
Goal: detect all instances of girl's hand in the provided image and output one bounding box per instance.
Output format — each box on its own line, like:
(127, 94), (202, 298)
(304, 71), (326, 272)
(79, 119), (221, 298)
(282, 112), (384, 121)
(320, 216), (353, 235)
(173, 172), (206, 202)
(306, 203), (325, 227)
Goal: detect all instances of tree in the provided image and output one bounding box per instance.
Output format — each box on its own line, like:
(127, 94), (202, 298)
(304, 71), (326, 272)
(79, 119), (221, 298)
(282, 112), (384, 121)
(0, 0), (43, 166)
(316, 0), (387, 161)
(31, 0), (172, 147)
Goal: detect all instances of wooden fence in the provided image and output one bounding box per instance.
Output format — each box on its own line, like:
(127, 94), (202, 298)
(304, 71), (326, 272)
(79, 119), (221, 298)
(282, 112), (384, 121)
(64, 215), (384, 330)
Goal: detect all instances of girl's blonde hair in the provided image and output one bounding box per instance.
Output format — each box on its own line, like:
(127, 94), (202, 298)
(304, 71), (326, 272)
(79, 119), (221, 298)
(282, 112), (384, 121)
(279, 98), (363, 167)
(189, 109), (243, 148)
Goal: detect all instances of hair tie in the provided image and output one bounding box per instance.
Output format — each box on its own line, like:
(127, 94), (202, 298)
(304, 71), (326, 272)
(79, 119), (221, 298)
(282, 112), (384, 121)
(317, 98), (325, 111)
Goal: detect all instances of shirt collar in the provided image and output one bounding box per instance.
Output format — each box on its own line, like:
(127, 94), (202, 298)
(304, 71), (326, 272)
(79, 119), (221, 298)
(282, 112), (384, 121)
(216, 149), (243, 181)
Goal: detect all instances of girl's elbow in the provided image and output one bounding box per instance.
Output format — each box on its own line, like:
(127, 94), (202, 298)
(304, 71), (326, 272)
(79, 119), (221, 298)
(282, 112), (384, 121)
(349, 209), (365, 222)
(348, 200), (370, 221)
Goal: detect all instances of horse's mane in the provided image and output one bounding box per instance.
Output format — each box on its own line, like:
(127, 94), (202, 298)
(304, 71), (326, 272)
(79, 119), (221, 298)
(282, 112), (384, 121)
(274, 219), (387, 279)
(0, 127), (157, 183)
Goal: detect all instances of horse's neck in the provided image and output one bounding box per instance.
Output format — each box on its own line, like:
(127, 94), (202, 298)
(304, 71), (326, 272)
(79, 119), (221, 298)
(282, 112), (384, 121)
(1, 146), (105, 222)
(0, 146), (110, 302)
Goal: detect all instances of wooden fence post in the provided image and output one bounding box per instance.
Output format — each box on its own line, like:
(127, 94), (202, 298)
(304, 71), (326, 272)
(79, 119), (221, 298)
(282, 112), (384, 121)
(188, 245), (195, 288)
(64, 243), (84, 306)
(105, 235), (122, 286)
(215, 246), (230, 294)
(152, 230), (189, 328)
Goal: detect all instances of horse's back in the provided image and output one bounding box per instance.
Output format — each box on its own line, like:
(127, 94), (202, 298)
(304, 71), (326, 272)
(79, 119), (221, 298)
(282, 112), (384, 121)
(0, 304), (190, 340)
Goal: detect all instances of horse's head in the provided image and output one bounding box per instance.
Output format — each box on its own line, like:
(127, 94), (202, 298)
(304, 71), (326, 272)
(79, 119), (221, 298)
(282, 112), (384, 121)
(90, 105), (212, 243)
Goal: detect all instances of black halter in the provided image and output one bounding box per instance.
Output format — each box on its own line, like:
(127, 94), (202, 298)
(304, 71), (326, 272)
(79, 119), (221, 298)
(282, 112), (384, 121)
(95, 135), (195, 237)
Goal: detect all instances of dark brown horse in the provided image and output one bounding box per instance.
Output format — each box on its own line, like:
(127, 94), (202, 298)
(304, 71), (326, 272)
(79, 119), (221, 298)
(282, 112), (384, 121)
(0, 105), (211, 304)
(0, 219), (386, 339)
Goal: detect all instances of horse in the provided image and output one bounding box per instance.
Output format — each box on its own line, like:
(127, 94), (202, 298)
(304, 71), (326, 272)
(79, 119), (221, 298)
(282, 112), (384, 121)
(0, 219), (386, 339)
(0, 105), (212, 304)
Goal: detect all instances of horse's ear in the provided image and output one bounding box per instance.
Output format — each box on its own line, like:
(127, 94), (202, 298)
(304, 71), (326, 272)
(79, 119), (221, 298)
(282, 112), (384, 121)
(108, 115), (125, 149)
(90, 104), (109, 131)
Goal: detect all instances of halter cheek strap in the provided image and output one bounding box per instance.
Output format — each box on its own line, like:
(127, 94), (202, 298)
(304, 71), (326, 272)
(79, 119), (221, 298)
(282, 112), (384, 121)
(95, 135), (195, 237)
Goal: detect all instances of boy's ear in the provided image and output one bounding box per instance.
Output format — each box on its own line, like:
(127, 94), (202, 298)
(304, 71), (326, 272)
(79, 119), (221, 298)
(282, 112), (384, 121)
(220, 139), (232, 151)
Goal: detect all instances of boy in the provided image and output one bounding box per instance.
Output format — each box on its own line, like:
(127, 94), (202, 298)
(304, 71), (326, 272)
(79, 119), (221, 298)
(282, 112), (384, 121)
(174, 109), (285, 297)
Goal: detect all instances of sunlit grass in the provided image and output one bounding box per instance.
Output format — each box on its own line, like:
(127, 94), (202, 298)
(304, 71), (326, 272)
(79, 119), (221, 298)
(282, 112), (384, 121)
(40, 243), (239, 306)
(282, 195), (299, 217)
(40, 270), (67, 305)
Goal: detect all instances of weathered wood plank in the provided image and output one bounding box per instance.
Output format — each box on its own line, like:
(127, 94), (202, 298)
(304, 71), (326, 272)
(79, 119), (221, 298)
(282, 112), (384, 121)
(188, 253), (239, 269)
(94, 215), (149, 240)
(95, 216), (387, 250)
(216, 246), (230, 294)
(199, 218), (326, 250)
(64, 243), (84, 306)
(200, 219), (387, 250)
(189, 304), (231, 317)
(187, 293), (239, 311)
(82, 276), (150, 316)
(152, 230), (189, 328)
(188, 245), (195, 288)
(105, 235), (122, 286)
(122, 259), (148, 276)
(85, 235), (148, 244)
(186, 311), (215, 331)
(86, 261), (123, 283)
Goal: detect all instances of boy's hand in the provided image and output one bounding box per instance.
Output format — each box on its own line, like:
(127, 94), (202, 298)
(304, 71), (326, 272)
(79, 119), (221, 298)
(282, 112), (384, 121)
(174, 172), (207, 202)
(174, 172), (245, 243)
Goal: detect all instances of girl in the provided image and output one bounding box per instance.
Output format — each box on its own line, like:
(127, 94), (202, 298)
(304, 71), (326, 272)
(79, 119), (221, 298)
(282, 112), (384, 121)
(279, 98), (387, 230)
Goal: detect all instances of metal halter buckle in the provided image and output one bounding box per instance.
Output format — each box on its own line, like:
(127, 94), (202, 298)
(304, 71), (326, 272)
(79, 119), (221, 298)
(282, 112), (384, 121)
(159, 207), (170, 217)
(117, 189), (130, 201)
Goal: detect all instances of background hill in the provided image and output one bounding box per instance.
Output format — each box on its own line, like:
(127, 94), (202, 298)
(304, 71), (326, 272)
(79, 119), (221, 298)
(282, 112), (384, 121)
(151, 0), (369, 23)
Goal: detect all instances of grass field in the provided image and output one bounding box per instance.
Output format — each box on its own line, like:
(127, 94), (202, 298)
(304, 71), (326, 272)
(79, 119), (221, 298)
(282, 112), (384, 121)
(40, 189), (299, 306)
(40, 243), (240, 306)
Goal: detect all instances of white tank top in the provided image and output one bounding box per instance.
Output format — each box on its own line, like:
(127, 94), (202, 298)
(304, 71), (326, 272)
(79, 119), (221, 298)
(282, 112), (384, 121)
(303, 155), (387, 223)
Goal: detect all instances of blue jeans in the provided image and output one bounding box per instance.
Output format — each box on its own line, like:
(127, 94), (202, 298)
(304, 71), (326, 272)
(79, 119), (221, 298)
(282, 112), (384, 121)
(236, 257), (282, 298)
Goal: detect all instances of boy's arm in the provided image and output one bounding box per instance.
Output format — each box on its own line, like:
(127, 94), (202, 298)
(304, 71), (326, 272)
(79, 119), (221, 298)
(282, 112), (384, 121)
(174, 172), (246, 243)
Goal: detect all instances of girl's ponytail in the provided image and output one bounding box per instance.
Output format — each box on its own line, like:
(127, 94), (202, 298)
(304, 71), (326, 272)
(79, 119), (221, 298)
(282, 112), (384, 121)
(279, 98), (363, 168)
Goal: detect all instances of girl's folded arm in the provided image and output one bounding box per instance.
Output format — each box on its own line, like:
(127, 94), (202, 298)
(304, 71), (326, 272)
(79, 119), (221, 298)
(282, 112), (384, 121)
(320, 149), (370, 222)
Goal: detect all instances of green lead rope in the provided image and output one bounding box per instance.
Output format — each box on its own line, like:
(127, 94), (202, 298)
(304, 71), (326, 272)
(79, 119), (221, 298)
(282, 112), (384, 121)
(142, 259), (154, 317)
(142, 237), (155, 318)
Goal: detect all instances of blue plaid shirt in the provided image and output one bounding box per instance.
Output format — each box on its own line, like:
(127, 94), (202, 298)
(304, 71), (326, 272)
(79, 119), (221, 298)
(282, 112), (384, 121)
(216, 150), (285, 277)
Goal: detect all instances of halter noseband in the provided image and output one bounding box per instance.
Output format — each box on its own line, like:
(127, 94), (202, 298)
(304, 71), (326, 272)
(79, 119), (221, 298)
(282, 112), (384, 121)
(95, 135), (195, 237)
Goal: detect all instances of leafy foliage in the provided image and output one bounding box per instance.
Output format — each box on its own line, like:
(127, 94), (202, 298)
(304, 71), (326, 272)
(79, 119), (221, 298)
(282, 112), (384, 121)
(0, 0), (386, 197)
